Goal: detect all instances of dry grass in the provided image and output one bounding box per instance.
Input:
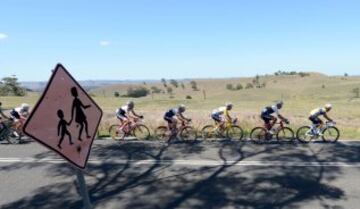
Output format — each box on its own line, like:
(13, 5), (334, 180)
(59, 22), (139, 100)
(1, 74), (360, 139)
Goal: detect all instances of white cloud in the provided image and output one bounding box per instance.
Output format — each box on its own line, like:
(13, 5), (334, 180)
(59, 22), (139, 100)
(99, 40), (111, 46)
(0, 33), (8, 40)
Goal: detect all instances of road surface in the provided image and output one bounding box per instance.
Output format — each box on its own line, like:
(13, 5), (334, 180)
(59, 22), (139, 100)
(0, 139), (360, 209)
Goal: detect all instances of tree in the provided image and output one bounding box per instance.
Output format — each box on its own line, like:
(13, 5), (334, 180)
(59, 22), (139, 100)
(114, 91), (120, 97)
(0, 76), (26, 96)
(352, 87), (360, 98)
(190, 80), (199, 91)
(344, 73), (349, 77)
(161, 78), (167, 87)
(170, 79), (179, 88)
(226, 84), (234, 91)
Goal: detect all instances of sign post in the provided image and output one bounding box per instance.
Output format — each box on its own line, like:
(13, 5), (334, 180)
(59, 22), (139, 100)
(23, 64), (102, 209)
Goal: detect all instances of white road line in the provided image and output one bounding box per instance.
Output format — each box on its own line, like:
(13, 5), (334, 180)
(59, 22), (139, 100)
(0, 158), (360, 167)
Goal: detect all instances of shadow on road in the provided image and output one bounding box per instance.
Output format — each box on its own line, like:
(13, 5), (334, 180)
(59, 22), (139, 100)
(1, 141), (359, 209)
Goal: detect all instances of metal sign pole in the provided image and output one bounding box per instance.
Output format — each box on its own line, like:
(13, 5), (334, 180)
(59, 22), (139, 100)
(75, 168), (93, 209)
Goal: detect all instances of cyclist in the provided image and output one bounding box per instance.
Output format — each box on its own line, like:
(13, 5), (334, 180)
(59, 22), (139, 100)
(309, 104), (334, 135)
(211, 103), (234, 130)
(115, 101), (143, 128)
(164, 104), (191, 135)
(9, 103), (30, 132)
(261, 101), (288, 133)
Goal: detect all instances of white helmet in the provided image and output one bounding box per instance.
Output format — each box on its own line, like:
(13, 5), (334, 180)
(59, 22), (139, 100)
(178, 104), (186, 112)
(21, 103), (30, 111)
(325, 103), (332, 110)
(127, 101), (135, 107)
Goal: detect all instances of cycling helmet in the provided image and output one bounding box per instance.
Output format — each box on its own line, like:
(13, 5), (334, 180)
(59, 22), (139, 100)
(21, 103), (30, 111)
(325, 103), (332, 111)
(225, 102), (233, 108)
(127, 101), (135, 107)
(178, 104), (186, 112)
(276, 101), (284, 109)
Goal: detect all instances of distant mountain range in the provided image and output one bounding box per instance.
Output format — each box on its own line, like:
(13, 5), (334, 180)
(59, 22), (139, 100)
(21, 80), (159, 92)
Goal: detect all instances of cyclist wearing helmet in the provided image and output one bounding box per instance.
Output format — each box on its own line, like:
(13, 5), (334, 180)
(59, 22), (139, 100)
(164, 104), (191, 134)
(261, 101), (288, 131)
(309, 104), (333, 134)
(10, 103), (30, 122)
(115, 101), (143, 126)
(10, 103), (30, 131)
(211, 102), (233, 129)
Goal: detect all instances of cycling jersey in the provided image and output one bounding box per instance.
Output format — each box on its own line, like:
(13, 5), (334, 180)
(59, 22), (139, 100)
(212, 107), (228, 116)
(165, 108), (179, 118)
(10, 107), (24, 120)
(261, 105), (279, 116)
(310, 108), (326, 118)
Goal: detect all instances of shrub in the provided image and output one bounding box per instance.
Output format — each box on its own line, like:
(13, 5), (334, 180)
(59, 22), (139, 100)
(236, 84), (243, 90)
(226, 84), (234, 90)
(125, 87), (149, 98)
(190, 80), (199, 91)
(245, 83), (254, 89)
(166, 87), (173, 94)
(150, 86), (162, 94)
(186, 95), (192, 99)
(114, 91), (120, 97)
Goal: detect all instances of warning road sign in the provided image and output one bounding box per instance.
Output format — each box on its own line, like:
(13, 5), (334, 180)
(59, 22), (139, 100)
(23, 64), (103, 169)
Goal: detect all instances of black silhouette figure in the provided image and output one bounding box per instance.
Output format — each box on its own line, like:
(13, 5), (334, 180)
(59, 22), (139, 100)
(70, 87), (91, 141)
(57, 109), (73, 149)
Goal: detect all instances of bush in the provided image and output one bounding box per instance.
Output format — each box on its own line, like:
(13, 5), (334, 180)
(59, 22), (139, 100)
(125, 87), (149, 98)
(226, 84), (234, 90)
(190, 80), (199, 91)
(245, 83), (254, 89)
(0, 76), (26, 96)
(236, 84), (243, 90)
(186, 95), (192, 99)
(150, 86), (162, 94)
(166, 87), (173, 94)
(114, 91), (120, 97)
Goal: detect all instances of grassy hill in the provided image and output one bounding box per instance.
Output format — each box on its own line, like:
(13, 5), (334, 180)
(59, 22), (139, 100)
(1, 73), (360, 139)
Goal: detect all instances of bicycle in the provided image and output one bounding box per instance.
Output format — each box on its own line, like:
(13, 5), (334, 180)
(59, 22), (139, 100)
(250, 120), (294, 143)
(296, 121), (340, 143)
(0, 120), (22, 144)
(109, 117), (150, 141)
(201, 118), (244, 141)
(154, 120), (197, 142)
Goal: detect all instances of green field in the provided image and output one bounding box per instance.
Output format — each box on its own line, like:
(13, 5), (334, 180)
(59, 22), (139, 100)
(1, 73), (360, 139)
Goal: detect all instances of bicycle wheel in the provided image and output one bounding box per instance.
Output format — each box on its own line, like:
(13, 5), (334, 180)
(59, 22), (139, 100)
(226, 125), (244, 141)
(250, 127), (267, 143)
(109, 125), (125, 141)
(276, 127), (295, 142)
(6, 128), (22, 144)
(154, 126), (169, 141)
(133, 125), (151, 140)
(180, 126), (197, 141)
(296, 126), (314, 143)
(322, 127), (340, 143)
(201, 125), (216, 140)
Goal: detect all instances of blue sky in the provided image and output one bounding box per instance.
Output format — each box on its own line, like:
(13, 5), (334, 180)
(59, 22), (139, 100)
(1, 0), (360, 81)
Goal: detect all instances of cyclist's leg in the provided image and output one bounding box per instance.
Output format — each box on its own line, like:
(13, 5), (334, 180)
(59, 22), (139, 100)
(261, 114), (272, 130)
(212, 114), (221, 129)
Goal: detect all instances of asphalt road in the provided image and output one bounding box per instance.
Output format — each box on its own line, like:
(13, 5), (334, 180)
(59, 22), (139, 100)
(1, 139), (360, 209)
